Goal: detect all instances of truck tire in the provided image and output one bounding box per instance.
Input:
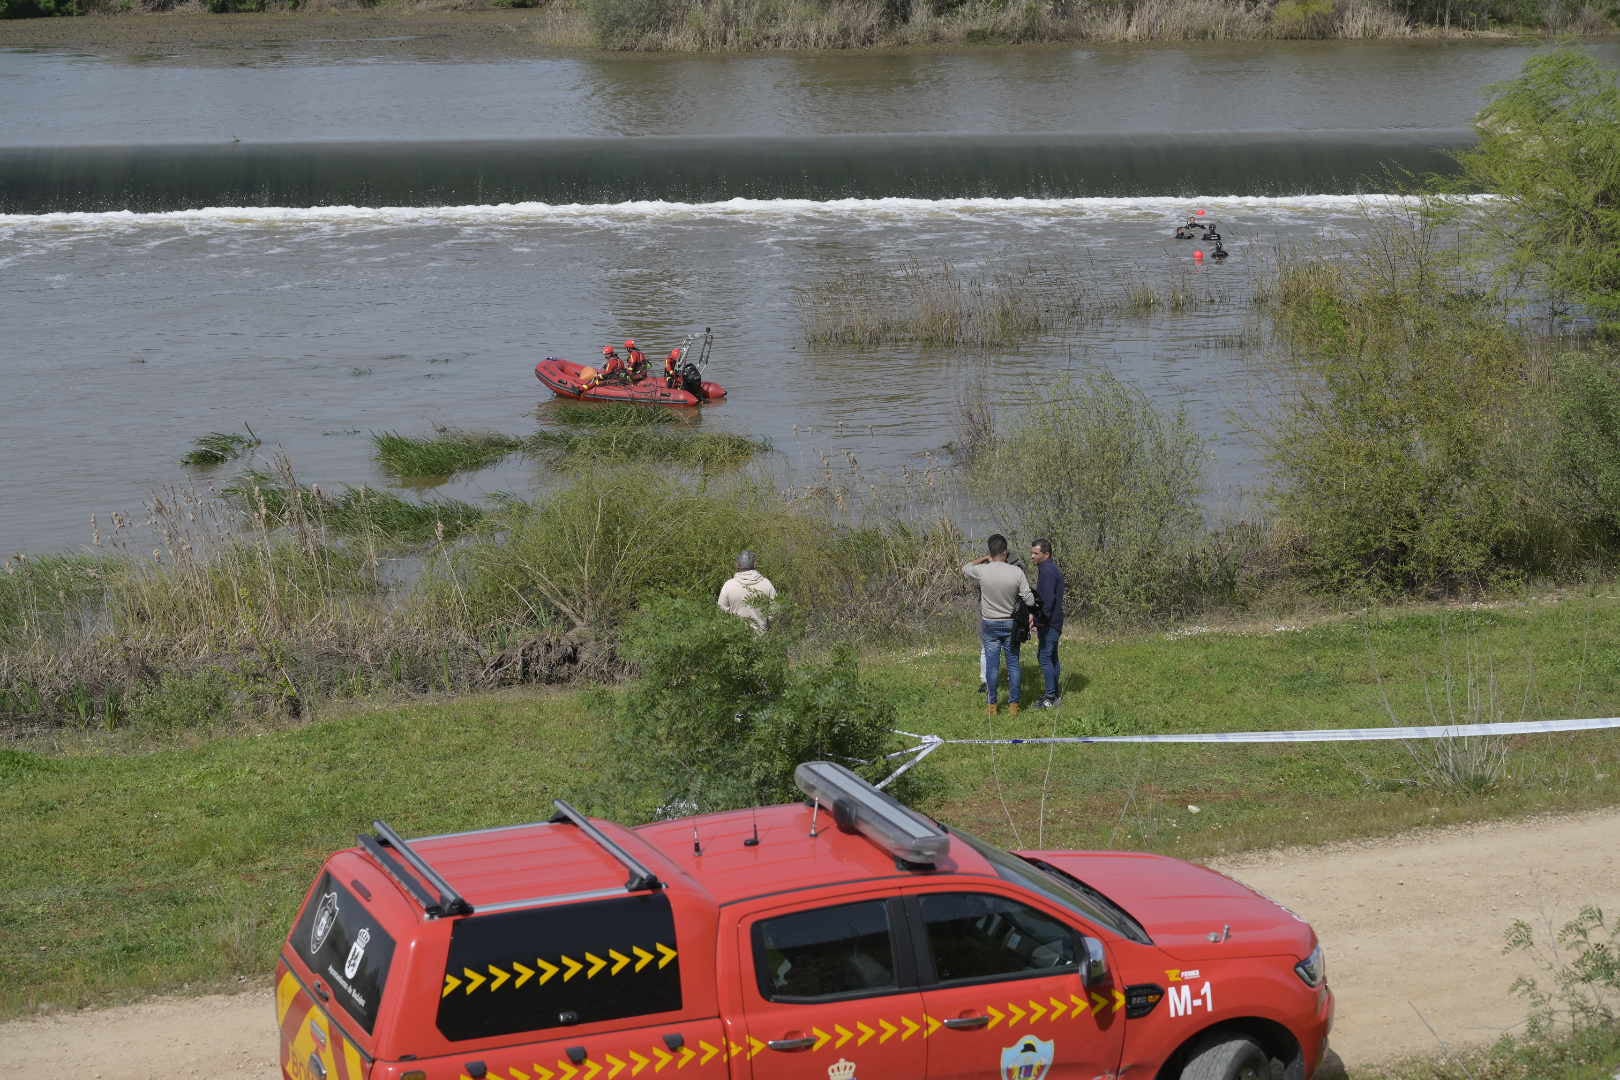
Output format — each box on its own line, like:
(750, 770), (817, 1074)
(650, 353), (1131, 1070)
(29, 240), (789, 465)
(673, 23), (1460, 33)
(1179, 1035), (1271, 1080)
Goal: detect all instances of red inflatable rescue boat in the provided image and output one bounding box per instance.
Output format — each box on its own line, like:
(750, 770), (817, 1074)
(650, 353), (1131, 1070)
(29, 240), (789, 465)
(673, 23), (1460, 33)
(534, 329), (726, 407)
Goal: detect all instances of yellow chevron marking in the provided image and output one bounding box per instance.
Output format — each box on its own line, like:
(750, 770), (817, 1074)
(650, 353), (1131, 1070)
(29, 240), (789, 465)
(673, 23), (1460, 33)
(834, 1024), (854, 1049)
(442, 973), (462, 998)
(462, 967), (486, 994)
(698, 1042), (720, 1066)
(812, 1027), (832, 1052)
(582, 1060), (602, 1080)
(924, 1015), (942, 1038)
(651, 1047), (673, 1072)
(677, 1047), (696, 1069)
(877, 1019), (898, 1044)
(585, 952), (607, 979)
(276, 973), (301, 1023)
(633, 946), (655, 973)
(656, 943), (678, 969)
(604, 1055), (625, 1080)
(1027, 1000), (1046, 1023)
(557, 1061), (578, 1080)
(537, 958), (560, 985)
(1070, 993), (1089, 1015)
(534, 1065), (555, 1080)
(1113, 989), (1127, 1013)
(899, 1017), (920, 1041)
(628, 1051), (650, 1077)
(855, 1021), (875, 1046)
(747, 1038), (765, 1059)
(609, 949), (631, 976)
(1006, 1003), (1025, 1025)
(509, 1069), (529, 1080)
(488, 965), (510, 992)
(487, 1071), (506, 1080)
(561, 955), (584, 982)
(1090, 992), (1108, 1013)
(985, 1005), (1003, 1030)
(512, 961), (534, 989)
(1049, 997), (1067, 1021)
(728, 1042), (744, 1059)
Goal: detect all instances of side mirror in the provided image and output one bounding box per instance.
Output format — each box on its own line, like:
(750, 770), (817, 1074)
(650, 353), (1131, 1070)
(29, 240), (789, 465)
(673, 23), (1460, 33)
(1078, 936), (1109, 990)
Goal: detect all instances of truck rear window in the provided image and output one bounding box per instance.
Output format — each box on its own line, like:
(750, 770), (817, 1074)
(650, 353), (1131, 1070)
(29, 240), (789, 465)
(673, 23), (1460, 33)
(291, 871), (398, 1034)
(437, 893), (683, 1042)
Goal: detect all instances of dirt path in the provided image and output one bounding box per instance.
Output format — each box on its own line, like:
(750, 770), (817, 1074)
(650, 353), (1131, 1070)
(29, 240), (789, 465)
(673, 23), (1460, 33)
(3, 808), (1617, 1078)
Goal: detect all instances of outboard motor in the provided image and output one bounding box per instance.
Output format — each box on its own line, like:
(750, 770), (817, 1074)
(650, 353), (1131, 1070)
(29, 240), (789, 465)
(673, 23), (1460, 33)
(679, 361), (707, 400)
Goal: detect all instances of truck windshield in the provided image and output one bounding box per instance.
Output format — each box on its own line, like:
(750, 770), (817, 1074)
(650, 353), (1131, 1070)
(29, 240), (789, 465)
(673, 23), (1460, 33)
(949, 827), (1152, 945)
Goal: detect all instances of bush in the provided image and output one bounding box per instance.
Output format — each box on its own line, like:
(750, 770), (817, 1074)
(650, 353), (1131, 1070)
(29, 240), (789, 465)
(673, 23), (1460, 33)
(612, 596), (907, 816)
(966, 371), (1220, 623)
(1452, 50), (1620, 334)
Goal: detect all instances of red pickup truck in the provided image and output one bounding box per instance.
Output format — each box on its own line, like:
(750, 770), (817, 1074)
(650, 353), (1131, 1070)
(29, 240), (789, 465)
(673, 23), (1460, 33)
(277, 762), (1332, 1080)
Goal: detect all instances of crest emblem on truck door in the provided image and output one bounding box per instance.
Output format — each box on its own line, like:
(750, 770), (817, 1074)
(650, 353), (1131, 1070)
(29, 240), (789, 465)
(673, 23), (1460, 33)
(345, 928), (372, 979)
(1000, 1036), (1055, 1080)
(310, 892), (339, 952)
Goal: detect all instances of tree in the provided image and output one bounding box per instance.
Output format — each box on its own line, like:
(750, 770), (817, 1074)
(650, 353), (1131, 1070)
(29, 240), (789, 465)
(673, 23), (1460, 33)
(1453, 50), (1620, 335)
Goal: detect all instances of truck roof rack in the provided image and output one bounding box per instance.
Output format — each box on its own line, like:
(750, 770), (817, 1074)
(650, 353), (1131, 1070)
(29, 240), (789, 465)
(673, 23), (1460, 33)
(360, 819), (474, 918)
(551, 799), (662, 892)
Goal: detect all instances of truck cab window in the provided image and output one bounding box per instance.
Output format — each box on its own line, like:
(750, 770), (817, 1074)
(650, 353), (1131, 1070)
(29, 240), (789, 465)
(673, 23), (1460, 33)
(919, 893), (1077, 985)
(754, 900), (898, 1002)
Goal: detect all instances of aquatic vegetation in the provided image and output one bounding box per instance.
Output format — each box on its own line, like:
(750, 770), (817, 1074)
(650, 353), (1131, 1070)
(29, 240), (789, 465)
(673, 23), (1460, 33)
(550, 401), (677, 428)
(224, 471), (486, 544)
(372, 429), (525, 480)
(181, 428), (260, 467)
(527, 427), (768, 470)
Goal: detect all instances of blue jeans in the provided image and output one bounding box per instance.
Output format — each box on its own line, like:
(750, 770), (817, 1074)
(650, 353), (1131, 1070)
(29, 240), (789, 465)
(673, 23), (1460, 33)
(981, 619), (1021, 705)
(1037, 625), (1061, 700)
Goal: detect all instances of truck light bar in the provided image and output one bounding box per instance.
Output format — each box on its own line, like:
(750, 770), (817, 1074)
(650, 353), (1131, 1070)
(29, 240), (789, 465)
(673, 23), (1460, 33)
(794, 761), (949, 866)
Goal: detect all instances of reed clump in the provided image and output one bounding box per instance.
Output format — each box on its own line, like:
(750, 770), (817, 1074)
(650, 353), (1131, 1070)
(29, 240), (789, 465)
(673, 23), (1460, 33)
(798, 260), (1080, 348)
(527, 428), (769, 470)
(181, 428), (260, 467)
(372, 429), (526, 481)
(223, 471), (487, 545)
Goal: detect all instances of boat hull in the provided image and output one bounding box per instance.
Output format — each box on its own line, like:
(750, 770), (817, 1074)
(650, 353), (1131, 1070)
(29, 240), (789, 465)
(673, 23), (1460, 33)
(534, 358), (726, 406)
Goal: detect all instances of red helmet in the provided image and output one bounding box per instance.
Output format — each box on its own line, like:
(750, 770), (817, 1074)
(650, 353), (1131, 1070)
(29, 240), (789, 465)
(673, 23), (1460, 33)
(624, 339), (636, 349)
(669, 348), (683, 360)
(602, 346), (615, 356)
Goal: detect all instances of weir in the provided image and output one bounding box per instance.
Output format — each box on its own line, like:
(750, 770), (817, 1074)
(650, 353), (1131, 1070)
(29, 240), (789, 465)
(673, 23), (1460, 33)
(0, 130), (1472, 213)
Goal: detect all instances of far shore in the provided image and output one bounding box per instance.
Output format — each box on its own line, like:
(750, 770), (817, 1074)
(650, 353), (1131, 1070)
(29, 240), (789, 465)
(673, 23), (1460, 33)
(0, 6), (1605, 59)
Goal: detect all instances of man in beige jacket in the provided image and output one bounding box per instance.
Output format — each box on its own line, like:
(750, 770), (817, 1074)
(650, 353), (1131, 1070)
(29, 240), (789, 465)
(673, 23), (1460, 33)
(963, 533), (1035, 715)
(717, 550), (777, 633)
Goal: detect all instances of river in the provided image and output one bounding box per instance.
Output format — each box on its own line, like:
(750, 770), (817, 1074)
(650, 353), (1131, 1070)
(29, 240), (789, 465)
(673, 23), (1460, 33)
(4, 39), (1613, 553)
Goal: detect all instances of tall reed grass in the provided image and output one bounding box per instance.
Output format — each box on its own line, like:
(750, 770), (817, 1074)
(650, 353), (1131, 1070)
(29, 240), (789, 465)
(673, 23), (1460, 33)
(373, 429), (525, 480)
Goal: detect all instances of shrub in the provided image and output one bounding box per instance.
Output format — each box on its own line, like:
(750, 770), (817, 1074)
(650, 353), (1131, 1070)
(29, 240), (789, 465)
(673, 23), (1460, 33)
(612, 596), (907, 816)
(1451, 51), (1620, 334)
(966, 371), (1218, 623)
(127, 668), (235, 733)
(1270, 0), (1336, 35)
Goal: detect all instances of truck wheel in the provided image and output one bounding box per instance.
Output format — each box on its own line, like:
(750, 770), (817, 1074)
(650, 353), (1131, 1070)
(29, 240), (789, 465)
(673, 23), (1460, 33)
(1179, 1035), (1271, 1080)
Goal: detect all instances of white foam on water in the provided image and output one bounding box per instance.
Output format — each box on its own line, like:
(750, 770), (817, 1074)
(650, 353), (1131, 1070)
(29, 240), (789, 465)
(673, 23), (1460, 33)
(0, 193), (1492, 232)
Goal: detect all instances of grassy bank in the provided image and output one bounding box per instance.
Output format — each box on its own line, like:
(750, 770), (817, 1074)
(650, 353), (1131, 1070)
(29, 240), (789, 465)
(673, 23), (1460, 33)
(0, 2), (1609, 51)
(5, 591), (1620, 1016)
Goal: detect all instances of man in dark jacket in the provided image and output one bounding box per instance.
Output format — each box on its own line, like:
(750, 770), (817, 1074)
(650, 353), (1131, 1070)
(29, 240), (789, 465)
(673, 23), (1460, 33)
(1030, 538), (1066, 708)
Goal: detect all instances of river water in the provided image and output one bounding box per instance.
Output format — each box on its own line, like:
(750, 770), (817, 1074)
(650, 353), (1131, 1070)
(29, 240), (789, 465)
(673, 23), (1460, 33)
(3, 39), (1613, 554)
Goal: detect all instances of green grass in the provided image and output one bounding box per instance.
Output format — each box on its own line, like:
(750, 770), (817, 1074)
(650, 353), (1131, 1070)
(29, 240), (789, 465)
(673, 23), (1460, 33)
(550, 402), (678, 428)
(6, 593), (1620, 1017)
(372, 429), (525, 481)
(181, 429), (259, 467)
(526, 428), (769, 469)
(1358, 1024), (1620, 1079)
(222, 472), (486, 544)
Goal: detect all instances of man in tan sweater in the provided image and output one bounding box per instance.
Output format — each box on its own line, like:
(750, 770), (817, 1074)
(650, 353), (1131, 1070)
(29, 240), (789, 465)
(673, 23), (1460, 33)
(962, 533), (1035, 715)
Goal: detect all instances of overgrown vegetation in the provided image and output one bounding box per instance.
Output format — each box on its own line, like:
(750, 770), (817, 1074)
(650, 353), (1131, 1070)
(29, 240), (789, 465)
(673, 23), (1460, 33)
(180, 427), (259, 467)
(372, 428), (525, 481)
(223, 468), (488, 544)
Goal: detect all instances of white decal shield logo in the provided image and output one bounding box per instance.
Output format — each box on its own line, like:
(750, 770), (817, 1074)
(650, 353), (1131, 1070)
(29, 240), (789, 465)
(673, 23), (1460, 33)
(344, 927), (371, 980)
(1000, 1036), (1055, 1080)
(310, 892), (340, 953)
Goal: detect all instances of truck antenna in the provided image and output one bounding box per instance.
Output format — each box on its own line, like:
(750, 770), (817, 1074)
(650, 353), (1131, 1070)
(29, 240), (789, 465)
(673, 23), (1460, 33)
(744, 807), (760, 847)
(808, 798), (821, 838)
(691, 824), (703, 856)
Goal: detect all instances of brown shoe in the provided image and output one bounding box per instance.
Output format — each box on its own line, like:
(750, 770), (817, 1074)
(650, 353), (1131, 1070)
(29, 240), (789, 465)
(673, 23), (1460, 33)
(987, 703), (998, 716)
(1008, 702), (1021, 716)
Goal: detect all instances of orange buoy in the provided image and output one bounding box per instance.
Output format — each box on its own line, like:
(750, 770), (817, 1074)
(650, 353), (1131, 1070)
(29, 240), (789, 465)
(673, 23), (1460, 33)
(1193, 249), (1205, 262)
